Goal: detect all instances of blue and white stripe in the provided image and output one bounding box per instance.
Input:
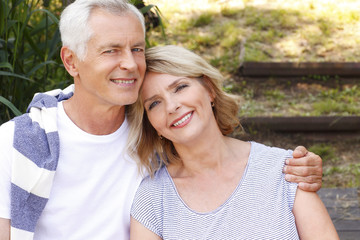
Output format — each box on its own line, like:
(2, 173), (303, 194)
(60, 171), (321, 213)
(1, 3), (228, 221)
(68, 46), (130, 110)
(10, 85), (74, 239)
(131, 142), (299, 240)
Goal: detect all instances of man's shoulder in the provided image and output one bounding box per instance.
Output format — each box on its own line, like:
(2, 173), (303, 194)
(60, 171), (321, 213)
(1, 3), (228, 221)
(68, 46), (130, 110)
(0, 120), (15, 140)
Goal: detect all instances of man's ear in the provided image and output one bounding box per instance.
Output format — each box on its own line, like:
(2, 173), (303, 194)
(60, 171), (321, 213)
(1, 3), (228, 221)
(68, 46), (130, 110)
(60, 46), (79, 77)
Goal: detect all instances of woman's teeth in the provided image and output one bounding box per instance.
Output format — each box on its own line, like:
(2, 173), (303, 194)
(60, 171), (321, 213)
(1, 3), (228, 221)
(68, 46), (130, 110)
(173, 112), (192, 127)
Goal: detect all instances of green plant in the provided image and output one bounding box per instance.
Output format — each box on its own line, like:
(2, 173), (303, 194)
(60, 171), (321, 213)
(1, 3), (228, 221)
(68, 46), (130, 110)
(0, 0), (66, 124)
(308, 143), (337, 163)
(221, 6), (240, 18)
(264, 90), (285, 100)
(192, 12), (214, 27)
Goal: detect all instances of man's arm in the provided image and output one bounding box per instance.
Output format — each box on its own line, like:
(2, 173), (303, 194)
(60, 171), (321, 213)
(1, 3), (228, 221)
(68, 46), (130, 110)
(284, 146), (323, 192)
(293, 189), (339, 240)
(0, 218), (10, 240)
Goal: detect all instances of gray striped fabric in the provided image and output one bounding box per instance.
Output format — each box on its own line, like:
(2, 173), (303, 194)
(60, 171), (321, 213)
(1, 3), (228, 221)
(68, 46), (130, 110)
(131, 142), (299, 239)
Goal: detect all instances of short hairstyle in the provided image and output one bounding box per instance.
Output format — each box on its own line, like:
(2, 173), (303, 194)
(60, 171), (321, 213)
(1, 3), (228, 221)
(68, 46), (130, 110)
(133, 45), (242, 176)
(59, 0), (145, 60)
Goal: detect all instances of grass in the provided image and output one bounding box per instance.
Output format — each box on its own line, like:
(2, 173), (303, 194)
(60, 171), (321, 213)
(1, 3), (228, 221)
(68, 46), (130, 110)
(147, 0), (360, 73)
(309, 143), (338, 163)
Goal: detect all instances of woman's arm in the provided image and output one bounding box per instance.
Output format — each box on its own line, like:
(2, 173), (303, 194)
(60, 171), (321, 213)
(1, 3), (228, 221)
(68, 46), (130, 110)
(0, 218), (10, 240)
(130, 217), (162, 240)
(293, 188), (339, 240)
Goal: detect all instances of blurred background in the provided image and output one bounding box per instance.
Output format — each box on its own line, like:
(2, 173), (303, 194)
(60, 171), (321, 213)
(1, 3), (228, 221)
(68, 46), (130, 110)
(1, 0), (359, 189)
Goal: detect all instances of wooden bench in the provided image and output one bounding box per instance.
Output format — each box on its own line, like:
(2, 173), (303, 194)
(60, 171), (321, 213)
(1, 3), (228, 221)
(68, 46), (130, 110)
(318, 188), (360, 240)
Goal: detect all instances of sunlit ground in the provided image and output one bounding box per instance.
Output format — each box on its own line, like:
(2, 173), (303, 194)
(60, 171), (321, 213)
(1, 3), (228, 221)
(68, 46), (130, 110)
(146, 0), (360, 67)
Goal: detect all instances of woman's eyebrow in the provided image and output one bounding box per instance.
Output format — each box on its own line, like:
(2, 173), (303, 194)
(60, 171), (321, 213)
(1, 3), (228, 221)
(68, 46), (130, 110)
(143, 95), (158, 105)
(167, 77), (188, 90)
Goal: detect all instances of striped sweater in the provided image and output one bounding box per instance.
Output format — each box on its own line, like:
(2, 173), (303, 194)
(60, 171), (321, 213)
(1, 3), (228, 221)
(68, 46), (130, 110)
(10, 85), (74, 239)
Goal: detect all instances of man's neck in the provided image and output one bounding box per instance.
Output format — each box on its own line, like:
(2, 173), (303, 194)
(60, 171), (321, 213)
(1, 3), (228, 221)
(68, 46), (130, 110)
(62, 96), (126, 135)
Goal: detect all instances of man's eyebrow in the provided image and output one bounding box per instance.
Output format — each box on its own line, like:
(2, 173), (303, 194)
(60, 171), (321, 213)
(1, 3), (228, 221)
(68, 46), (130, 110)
(133, 41), (146, 47)
(97, 43), (122, 51)
(97, 41), (146, 51)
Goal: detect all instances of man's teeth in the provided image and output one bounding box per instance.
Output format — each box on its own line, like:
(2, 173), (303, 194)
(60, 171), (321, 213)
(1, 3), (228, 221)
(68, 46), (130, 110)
(112, 79), (135, 84)
(173, 113), (192, 126)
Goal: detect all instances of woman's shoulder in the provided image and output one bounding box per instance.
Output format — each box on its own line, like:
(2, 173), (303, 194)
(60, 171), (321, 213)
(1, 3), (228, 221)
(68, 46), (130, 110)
(249, 141), (293, 162)
(137, 166), (169, 193)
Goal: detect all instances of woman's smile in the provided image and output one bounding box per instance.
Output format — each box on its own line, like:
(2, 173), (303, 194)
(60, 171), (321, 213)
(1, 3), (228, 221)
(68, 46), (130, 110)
(171, 111), (193, 128)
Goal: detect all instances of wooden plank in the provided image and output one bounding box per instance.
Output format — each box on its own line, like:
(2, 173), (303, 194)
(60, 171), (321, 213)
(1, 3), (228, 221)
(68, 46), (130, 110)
(318, 188), (360, 237)
(239, 62), (360, 77)
(338, 231), (360, 240)
(240, 116), (360, 132)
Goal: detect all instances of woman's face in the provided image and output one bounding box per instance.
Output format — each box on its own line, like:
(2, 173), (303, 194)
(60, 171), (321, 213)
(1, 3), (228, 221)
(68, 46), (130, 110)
(141, 72), (216, 146)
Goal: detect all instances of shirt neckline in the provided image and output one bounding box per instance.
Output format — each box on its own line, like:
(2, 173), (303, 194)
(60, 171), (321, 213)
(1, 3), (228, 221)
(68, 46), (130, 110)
(164, 141), (255, 215)
(57, 101), (128, 140)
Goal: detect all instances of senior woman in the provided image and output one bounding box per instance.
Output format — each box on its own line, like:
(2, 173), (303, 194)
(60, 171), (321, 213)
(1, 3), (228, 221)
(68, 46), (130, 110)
(129, 45), (338, 239)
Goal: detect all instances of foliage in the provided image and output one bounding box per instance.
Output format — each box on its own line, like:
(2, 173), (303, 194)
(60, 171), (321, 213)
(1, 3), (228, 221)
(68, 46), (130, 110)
(308, 143), (337, 163)
(0, 0), (69, 123)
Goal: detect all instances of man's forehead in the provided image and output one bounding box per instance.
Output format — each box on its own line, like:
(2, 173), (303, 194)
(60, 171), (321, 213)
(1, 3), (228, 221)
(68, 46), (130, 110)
(87, 10), (145, 46)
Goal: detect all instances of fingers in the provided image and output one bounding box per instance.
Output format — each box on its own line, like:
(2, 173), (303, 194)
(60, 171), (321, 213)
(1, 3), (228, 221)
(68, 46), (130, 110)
(286, 146), (324, 192)
(298, 182), (322, 192)
(287, 152), (323, 168)
(284, 173), (322, 184)
(292, 145), (308, 158)
(285, 174), (322, 192)
(283, 164), (323, 177)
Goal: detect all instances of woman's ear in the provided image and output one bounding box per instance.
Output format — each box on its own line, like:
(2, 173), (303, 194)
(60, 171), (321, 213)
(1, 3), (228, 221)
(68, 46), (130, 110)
(60, 46), (79, 77)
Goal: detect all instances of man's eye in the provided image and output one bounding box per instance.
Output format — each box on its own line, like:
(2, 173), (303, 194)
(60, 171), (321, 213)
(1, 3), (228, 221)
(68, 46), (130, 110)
(104, 49), (115, 54)
(149, 101), (160, 110)
(175, 84), (188, 93)
(132, 48), (144, 52)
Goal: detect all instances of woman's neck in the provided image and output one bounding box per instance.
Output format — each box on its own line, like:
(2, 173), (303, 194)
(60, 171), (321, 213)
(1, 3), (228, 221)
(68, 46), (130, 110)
(171, 133), (237, 177)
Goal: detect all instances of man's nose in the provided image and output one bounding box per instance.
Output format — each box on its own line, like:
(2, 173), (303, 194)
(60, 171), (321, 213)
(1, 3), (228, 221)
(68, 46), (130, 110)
(119, 50), (137, 71)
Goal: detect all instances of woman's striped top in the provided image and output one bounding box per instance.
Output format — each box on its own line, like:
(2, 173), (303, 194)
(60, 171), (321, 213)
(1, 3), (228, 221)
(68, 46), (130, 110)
(131, 141), (299, 239)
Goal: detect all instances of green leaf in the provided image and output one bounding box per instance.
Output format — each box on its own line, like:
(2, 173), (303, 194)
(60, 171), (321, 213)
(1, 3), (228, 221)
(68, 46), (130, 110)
(139, 4), (155, 14)
(27, 60), (56, 76)
(31, 9), (59, 25)
(0, 95), (22, 116)
(0, 70), (34, 82)
(0, 62), (13, 71)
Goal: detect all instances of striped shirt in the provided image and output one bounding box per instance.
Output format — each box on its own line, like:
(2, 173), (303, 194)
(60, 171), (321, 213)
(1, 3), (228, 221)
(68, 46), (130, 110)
(131, 142), (299, 239)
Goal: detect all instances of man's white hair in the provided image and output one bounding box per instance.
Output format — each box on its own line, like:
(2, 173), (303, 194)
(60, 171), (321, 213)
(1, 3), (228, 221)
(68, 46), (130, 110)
(59, 0), (145, 60)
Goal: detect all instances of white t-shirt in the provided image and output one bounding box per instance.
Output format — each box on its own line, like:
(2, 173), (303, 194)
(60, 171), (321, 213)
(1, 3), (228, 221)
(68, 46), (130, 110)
(0, 101), (144, 239)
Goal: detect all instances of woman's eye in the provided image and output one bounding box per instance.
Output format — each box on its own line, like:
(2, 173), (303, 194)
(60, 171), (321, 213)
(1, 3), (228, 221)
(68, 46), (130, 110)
(175, 84), (188, 93)
(149, 101), (160, 110)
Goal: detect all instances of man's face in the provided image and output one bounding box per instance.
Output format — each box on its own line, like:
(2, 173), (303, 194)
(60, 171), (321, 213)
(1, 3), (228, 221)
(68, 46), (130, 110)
(74, 9), (146, 108)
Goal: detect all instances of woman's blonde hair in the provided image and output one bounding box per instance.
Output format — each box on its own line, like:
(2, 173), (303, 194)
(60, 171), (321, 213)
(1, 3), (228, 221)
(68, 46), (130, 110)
(129, 45), (241, 176)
